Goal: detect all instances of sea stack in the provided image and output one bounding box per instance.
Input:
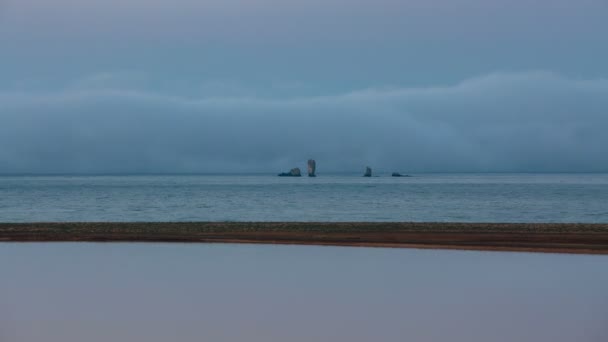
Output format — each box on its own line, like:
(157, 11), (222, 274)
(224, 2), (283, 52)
(278, 168), (302, 177)
(364, 166), (372, 177)
(307, 159), (316, 177)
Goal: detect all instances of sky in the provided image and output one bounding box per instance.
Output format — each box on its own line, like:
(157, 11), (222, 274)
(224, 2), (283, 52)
(1, 0), (607, 173)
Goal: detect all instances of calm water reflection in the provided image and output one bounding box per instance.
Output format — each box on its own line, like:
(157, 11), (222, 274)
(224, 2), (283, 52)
(1, 243), (607, 342)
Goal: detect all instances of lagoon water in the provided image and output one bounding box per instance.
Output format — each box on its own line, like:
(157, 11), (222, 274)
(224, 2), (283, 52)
(0, 243), (607, 342)
(1, 173), (608, 222)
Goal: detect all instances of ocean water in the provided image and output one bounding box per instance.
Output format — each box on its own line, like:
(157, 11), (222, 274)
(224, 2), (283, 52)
(1, 243), (607, 342)
(0, 173), (607, 222)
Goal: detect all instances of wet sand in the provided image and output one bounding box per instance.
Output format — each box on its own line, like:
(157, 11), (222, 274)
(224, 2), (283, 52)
(2, 222), (608, 254)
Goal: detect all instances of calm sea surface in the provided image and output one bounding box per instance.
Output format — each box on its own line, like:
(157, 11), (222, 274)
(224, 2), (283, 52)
(1, 243), (606, 342)
(1, 173), (607, 222)
(2, 175), (607, 341)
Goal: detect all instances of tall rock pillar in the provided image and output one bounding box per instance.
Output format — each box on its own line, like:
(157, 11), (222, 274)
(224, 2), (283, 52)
(307, 159), (316, 177)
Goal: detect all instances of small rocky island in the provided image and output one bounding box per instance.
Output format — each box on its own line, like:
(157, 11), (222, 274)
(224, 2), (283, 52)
(363, 166), (372, 177)
(278, 159), (315, 177)
(307, 159), (316, 177)
(392, 172), (411, 177)
(278, 168), (302, 177)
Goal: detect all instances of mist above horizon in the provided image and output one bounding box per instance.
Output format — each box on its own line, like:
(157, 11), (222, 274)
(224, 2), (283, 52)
(2, 71), (607, 174)
(1, 0), (607, 173)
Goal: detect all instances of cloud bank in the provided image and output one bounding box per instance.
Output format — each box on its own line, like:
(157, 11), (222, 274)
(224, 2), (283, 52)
(1, 71), (607, 173)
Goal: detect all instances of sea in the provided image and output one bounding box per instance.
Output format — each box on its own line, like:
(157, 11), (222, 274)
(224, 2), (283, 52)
(1, 243), (607, 342)
(0, 173), (607, 222)
(2, 174), (608, 342)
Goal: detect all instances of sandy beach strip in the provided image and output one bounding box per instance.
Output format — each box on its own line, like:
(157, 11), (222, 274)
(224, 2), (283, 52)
(1, 222), (608, 254)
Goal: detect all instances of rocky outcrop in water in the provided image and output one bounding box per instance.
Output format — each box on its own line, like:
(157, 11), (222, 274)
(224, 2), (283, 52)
(307, 159), (316, 177)
(392, 172), (411, 177)
(278, 168), (302, 177)
(363, 166), (372, 177)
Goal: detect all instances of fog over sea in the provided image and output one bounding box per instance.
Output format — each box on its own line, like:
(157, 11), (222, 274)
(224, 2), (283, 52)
(1, 173), (607, 223)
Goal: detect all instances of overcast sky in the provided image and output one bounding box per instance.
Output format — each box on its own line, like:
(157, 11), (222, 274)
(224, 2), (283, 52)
(1, 0), (607, 173)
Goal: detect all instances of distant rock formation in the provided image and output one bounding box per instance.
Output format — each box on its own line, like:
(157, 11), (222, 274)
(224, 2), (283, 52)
(307, 159), (316, 177)
(363, 166), (372, 177)
(392, 172), (411, 177)
(278, 168), (302, 177)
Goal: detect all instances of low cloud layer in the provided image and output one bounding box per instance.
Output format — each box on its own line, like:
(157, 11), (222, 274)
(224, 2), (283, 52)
(1, 71), (607, 173)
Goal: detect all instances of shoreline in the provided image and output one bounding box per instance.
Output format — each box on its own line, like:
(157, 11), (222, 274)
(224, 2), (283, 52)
(1, 222), (608, 254)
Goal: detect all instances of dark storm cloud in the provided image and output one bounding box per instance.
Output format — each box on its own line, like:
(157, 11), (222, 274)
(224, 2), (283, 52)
(1, 71), (607, 173)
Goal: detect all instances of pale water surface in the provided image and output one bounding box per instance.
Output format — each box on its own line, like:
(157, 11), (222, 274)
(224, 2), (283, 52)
(1, 173), (608, 222)
(0, 243), (606, 342)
